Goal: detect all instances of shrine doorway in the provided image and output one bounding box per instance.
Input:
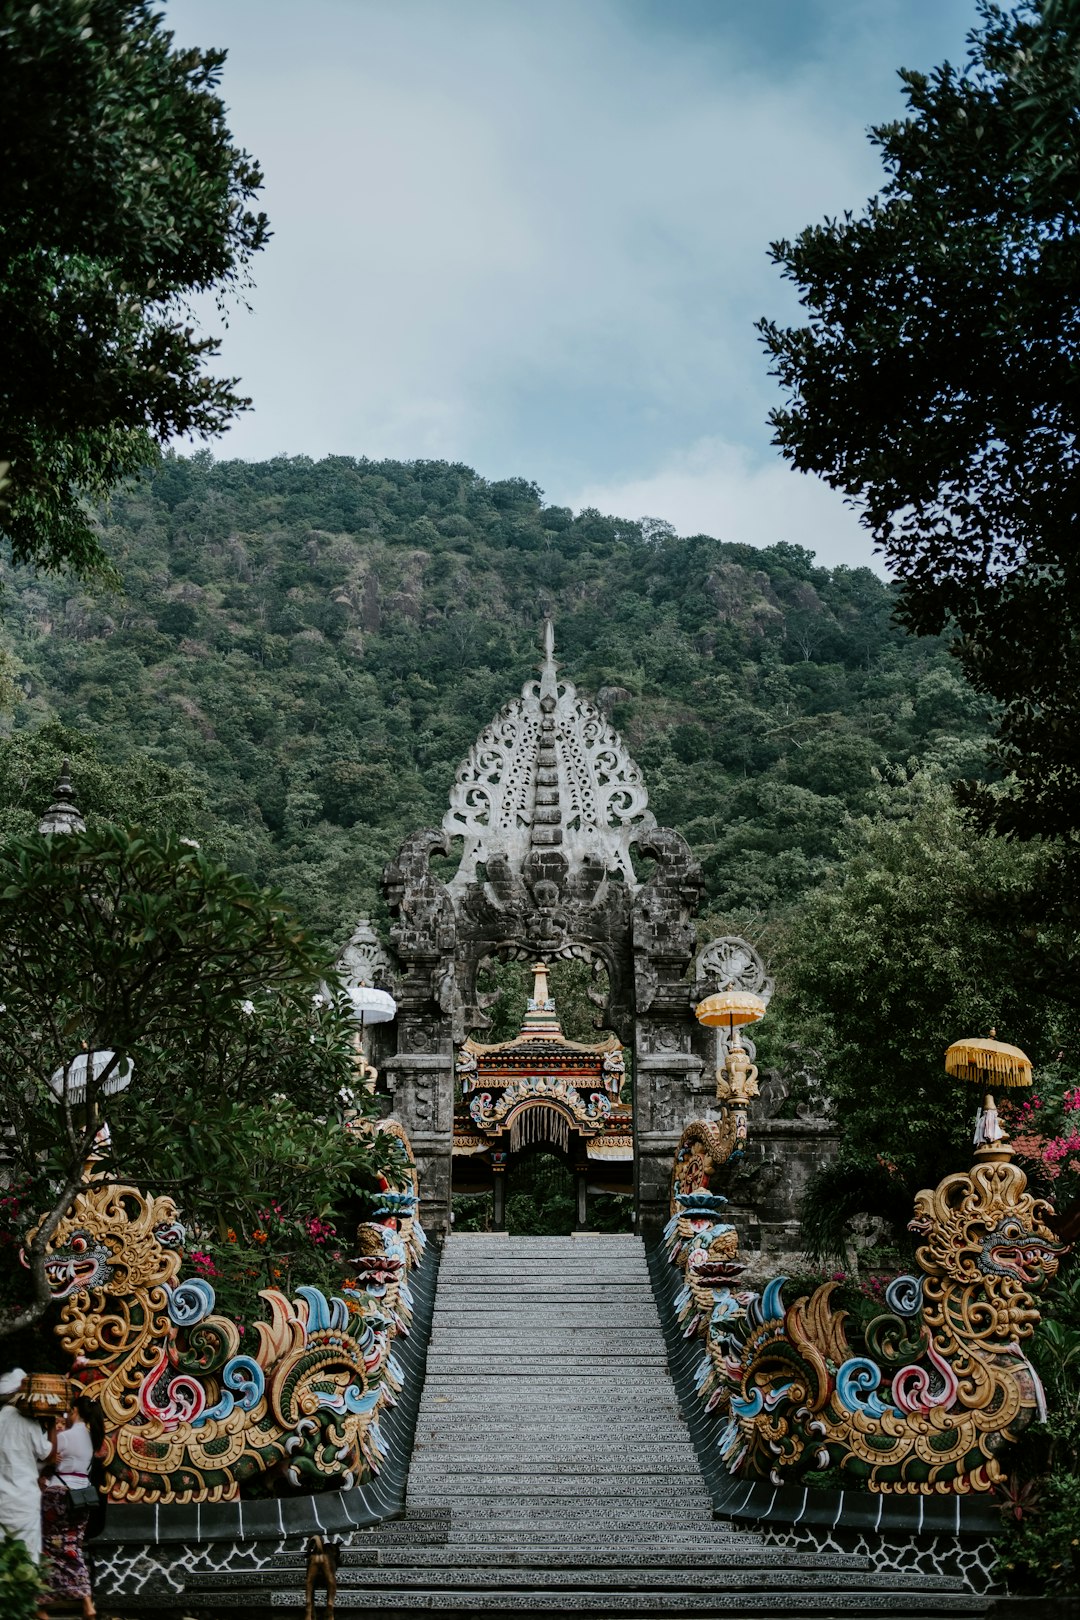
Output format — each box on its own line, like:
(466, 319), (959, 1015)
(504, 1148), (575, 1236)
(452, 959), (634, 1231)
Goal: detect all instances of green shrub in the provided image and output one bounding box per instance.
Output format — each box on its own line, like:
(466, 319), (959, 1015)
(0, 1532), (43, 1620)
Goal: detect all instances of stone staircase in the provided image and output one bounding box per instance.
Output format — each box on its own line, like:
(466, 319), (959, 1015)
(169, 1233), (988, 1615)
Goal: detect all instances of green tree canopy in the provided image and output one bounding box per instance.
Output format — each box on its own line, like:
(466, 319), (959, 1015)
(0, 721), (211, 842)
(766, 772), (1080, 1258)
(0, 0), (268, 580)
(758, 0), (1080, 843)
(0, 825), (381, 1337)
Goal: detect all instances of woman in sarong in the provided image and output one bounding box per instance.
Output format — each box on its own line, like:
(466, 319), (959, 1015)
(41, 1396), (103, 1620)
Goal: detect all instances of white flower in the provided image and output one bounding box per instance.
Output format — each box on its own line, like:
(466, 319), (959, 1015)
(180, 837), (201, 849)
(240, 999), (255, 1017)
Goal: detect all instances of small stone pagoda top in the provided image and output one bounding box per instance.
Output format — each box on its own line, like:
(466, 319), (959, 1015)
(37, 761), (86, 837)
(460, 963), (622, 1069)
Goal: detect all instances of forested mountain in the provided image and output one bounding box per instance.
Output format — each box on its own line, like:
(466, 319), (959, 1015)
(0, 453), (990, 940)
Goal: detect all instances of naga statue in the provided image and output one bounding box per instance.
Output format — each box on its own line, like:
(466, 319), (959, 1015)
(666, 1122), (1065, 1495)
(34, 1124), (426, 1506)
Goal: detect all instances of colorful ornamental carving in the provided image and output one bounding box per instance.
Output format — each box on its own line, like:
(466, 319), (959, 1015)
(666, 1124), (1065, 1495)
(455, 962), (631, 1164)
(36, 1125), (425, 1505)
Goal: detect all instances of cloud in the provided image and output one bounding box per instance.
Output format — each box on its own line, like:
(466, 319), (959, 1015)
(167, 0), (973, 515)
(562, 437), (882, 573)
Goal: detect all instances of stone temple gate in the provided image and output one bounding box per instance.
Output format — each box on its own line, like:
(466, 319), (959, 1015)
(369, 625), (828, 1239)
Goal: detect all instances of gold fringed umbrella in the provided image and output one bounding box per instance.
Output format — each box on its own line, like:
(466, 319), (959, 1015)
(695, 991), (767, 1032)
(944, 1030), (1033, 1089)
(696, 991), (766, 1106)
(945, 1030), (1032, 1161)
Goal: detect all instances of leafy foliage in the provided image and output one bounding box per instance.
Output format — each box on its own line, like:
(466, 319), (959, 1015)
(764, 771), (1080, 1257)
(0, 0), (269, 578)
(998, 1264), (1080, 1592)
(757, 0), (1080, 845)
(0, 824), (383, 1336)
(0, 1532), (42, 1620)
(0, 453), (991, 940)
(0, 720), (209, 843)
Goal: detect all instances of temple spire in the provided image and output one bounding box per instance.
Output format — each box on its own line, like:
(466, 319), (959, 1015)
(538, 617), (558, 702)
(519, 962), (564, 1041)
(38, 760), (86, 836)
(530, 620), (563, 856)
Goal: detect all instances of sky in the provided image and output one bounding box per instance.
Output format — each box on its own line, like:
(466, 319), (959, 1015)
(167, 0), (976, 570)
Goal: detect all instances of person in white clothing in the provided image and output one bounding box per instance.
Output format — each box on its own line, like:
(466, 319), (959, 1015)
(0, 1368), (55, 1564)
(42, 1394), (102, 1619)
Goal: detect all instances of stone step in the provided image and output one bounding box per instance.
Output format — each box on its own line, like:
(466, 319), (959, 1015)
(439, 1530), (767, 1547)
(432, 1308), (661, 1317)
(438, 1268), (652, 1278)
(444, 1236), (645, 1243)
(182, 1565), (971, 1596)
(410, 1455), (698, 1468)
(438, 1263), (651, 1272)
(428, 1326), (664, 1337)
(425, 1363), (671, 1371)
(186, 1588), (987, 1614)
(202, 1546), (875, 1573)
(408, 1474), (707, 1493)
(412, 1427), (687, 1441)
(351, 1528), (766, 1551)
(407, 1500), (714, 1518)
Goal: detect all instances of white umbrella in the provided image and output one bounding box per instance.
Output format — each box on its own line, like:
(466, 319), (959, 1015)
(48, 1050), (133, 1103)
(347, 986), (397, 1026)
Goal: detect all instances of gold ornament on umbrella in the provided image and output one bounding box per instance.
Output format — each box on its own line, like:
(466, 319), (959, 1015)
(944, 1028), (1032, 1159)
(695, 989), (767, 1105)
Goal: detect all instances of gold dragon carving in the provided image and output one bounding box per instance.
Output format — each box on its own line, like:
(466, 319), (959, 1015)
(666, 1126), (1065, 1495)
(34, 1124), (425, 1505)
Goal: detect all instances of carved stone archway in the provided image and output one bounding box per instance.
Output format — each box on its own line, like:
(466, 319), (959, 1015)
(377, 624), (718, 1236)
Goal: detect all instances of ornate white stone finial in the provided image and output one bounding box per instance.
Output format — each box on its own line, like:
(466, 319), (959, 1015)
(335, 917), (390, 989)
(539, 618), (558, 702)
(441, 626), (655, 894)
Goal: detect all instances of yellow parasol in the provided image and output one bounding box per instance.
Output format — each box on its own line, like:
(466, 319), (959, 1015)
(696, 990), (767, 1105)
(695, 990), (767, 1033)
(945, 1030), (1031, 1159)
(944, 1030), (1032, 1089)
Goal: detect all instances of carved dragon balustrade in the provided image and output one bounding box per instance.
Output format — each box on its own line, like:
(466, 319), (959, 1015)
(665, 1122), (1065, 1495)
(34, 1123), (426, 1506)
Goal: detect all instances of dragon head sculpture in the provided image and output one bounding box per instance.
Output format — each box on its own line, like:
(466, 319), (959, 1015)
(34, 1187), (184, 1311)
(31, 1125), (426, 1507)
(910, 1157), (1065, 1346)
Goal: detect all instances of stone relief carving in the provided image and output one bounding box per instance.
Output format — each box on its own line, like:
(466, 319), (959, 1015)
(695, 935), (774, 1002)
(694, 934), (774, 1068)
(335, 916), (391, 989)
(442, 621), (655, 894)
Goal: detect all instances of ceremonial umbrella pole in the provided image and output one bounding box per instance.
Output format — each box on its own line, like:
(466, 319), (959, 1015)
(944, 1029), (1033, 1161)
(346, 984), (397, 1094)
(694, 989), (768, 1164)
(48, 1050), (134, 1171)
